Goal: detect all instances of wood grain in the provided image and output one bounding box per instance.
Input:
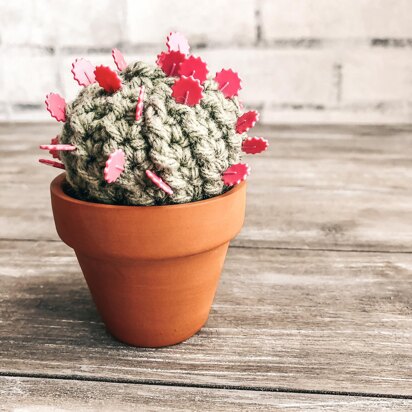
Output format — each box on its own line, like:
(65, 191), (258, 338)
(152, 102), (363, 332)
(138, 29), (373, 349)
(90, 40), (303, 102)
(1, 239), (411, 396)
(2, 123), (412, 406)
(1, 377), (411, 412)
(2, 124), (412, 252)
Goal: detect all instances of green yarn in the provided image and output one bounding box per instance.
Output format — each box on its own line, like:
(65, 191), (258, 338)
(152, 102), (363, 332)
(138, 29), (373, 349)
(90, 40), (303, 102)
(60, 61), (244, 206)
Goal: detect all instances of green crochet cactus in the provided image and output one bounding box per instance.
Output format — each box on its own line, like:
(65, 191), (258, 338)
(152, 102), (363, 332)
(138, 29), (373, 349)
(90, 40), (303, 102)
(41, 33), (268, 206)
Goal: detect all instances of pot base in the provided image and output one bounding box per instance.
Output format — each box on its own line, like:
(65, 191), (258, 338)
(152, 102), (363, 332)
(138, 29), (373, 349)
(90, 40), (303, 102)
(76, 243), (228, 347)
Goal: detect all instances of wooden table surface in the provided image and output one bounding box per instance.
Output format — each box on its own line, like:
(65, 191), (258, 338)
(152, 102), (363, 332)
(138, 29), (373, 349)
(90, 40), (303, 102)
(1, 123), (411, 411)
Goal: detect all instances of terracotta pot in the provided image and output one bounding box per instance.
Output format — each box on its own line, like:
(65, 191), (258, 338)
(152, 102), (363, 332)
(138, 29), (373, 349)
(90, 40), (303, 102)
(50, 173), (246, 347)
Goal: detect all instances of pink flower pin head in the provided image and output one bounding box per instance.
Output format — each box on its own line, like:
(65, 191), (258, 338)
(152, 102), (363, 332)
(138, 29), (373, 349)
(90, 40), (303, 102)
(172, 76), (203, 106)
(94, 65), (122, 93)
(112, 48), (127, 71)
(236, 110), (259, 134)
(242, 137), (269, 155)
(71, 58), (96, 87)
(45, 93), (66, 122)
(214, 69), (242, 98)
(157, 51), (186, 77)
(166, 32), (190, 55)
(146, 170), (173, 195)
(222, 163), (250, 186)
(135, 86), (145, 121)
(104, 149), (125, 184)
(178, 56), (209, 84)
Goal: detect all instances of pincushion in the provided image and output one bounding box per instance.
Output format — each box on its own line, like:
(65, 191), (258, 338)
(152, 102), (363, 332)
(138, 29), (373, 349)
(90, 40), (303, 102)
(40, 33), (268, 206)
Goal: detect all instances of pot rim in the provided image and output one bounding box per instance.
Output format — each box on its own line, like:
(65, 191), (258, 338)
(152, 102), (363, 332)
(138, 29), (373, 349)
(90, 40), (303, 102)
(51, 172), (246, 259)
(51, 172), (246, 210)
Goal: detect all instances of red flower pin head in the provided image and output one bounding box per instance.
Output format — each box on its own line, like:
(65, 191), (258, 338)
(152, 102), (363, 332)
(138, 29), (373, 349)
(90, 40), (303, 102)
(236, 110), (259, 134)
(178, 56), (209, 84)
(157, 51), (186, 77)
(112, 48), (127, 71)
(71, 58), (96, 87)
(214, 69), (242, 98)
(104, 149), (125, 183)
(241, 137), (269, 155)
(45, 93), (66, 122)
(222, 163), (250, 186)
(166, 32), (190, 55)
(94, 65), (122, 93)
(146, 170), (173, 195)
(171, 76), (203, 106)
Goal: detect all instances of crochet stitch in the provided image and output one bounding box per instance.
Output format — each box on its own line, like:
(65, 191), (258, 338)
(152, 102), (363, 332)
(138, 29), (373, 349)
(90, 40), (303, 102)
(59, 61), (244, 206)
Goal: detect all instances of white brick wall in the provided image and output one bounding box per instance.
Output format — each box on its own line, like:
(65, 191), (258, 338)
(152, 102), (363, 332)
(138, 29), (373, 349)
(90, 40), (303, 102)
(127, 0), (256, 46)
(341, 50), (412, 103)
(261, 0), (412, 39)
(0, 0), (411, 123)
(3, 48), (57, 105)
(1, 0), (124, 47)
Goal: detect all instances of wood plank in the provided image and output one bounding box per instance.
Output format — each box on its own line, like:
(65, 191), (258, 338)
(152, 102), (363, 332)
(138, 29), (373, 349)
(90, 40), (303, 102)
(1, 240), (411, 396)
(1, 377), (411, 411)
(2, 376), (277, 411)
(2, 123), (412, 252)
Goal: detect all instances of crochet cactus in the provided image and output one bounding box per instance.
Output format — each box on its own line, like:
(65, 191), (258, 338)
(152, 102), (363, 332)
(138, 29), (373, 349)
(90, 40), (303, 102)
(40, 33), (268, 206)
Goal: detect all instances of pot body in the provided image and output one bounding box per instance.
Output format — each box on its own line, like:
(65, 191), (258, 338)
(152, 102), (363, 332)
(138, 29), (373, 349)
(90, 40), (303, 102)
(50, 173), (246, 347)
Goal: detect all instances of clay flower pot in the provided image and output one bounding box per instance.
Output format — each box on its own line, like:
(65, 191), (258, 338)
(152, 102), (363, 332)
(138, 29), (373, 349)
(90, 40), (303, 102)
(50, 173), (246, 347)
